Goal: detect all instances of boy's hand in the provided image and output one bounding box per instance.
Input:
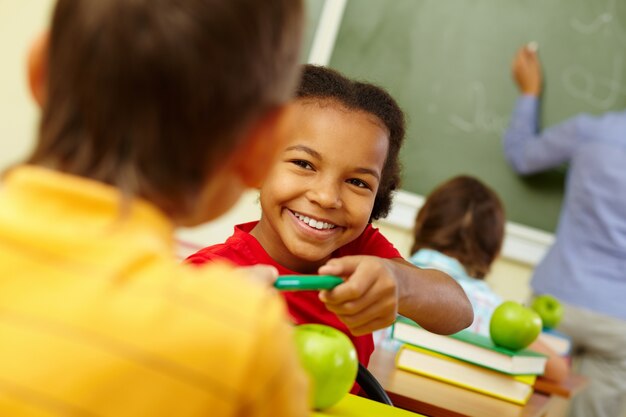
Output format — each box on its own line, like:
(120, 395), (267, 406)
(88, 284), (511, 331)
(317, 256), (398, 336)
(238, 265), (279, 287)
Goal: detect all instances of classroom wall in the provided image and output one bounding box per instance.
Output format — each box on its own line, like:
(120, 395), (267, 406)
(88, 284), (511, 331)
(0, 1), (54, 170)
(1, 0), (535, 304)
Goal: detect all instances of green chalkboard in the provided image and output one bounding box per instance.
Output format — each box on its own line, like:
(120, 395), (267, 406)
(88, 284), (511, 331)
(329, 0), (626, 231)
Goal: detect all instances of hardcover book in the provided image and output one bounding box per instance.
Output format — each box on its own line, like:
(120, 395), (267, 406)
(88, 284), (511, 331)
(391, 316), (547, 375)
(396, 344), (536, 405)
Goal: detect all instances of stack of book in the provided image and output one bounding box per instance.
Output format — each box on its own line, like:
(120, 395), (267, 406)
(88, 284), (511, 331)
(391, 316), (548, 405)
(538, 328), (572, 357)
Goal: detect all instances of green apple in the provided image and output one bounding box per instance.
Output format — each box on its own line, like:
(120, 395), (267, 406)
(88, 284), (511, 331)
(293, 324), (358, 410)
(531, 294), (564, 329)
(489, 301), (542, 351)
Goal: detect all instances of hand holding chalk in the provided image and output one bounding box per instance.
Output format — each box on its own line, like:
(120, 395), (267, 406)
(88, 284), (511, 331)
(512, 42), (542, 96)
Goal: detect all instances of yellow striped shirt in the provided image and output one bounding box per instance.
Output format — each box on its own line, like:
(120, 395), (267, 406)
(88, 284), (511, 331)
(0, 166), (309, 417)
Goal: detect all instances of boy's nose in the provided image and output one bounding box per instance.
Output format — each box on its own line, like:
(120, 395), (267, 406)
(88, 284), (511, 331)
(307, 180), (343, 209)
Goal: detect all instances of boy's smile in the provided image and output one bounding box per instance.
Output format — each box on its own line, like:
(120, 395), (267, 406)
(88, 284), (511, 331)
(251, 99), (389, 273)
(290, 209), (337, 231)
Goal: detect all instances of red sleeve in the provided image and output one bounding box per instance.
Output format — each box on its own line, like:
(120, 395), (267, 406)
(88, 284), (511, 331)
(184, 237), (260, 268)
(338, 224), (402, 259)
(185, 245), (230, 266)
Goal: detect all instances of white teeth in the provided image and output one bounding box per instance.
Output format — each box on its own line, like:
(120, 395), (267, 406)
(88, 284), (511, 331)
(293, 212), (336, 230)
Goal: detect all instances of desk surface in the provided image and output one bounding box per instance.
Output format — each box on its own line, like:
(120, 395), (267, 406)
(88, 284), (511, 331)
(368, 347), (552, 417)
(311, 393), (424, 417)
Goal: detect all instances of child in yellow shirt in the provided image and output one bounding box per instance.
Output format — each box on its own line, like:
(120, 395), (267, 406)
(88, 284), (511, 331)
(0, 0), (309, 416)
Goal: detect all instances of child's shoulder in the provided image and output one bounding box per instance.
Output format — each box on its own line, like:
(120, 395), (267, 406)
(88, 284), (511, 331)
(186, 242), (237, 265)
(125, 259), (292, 379)
(176, 260), (284, 315)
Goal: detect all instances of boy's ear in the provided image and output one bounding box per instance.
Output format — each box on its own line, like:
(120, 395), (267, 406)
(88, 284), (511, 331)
(27, 31), (49, 108)
(233, 103), (295, 188)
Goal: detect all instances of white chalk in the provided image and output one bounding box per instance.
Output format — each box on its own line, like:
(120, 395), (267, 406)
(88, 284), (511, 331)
(527, 41), (539, 52)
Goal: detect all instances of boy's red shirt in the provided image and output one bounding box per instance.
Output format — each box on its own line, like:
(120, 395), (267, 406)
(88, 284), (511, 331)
(186, 221), (401, 367)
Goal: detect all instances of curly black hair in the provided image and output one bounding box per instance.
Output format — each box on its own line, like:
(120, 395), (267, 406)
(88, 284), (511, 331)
(296, 64), (406, 221)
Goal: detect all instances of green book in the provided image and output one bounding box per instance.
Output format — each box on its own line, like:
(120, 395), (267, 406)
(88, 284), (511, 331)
(391, 316), (547, 376)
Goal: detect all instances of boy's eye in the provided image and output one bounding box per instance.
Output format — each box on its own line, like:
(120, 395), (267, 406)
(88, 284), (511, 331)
(347, 178), (370, 189)
(290, 160), (314, 170)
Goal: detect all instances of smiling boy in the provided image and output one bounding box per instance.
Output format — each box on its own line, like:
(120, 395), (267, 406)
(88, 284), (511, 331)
(188, 65), (473, 367)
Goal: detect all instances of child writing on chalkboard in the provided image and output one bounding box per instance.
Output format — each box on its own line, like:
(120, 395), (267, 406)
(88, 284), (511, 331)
(505, 43), (626, 416)
(409, 175), (569, 382)
(187, 64), (474, 368)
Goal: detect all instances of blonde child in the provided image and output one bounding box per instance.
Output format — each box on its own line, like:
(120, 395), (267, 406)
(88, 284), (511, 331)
(188, 65), (474, 368)
(0, 0), (309, 416)
(410, 175), (569, 382)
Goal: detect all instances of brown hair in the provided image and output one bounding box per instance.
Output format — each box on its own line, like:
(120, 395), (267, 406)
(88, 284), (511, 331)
(28, 0), (303, 219)
(411, 176), (505, 278)
(296, 64), (406, 221)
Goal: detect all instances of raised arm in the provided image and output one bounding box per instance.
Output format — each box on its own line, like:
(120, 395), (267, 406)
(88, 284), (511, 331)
(504, 46), (583, 174)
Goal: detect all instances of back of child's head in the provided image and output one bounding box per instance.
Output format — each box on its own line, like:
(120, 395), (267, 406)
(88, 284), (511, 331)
(411, 175), (505, 278)
(29, 0), (303, 219)
(296, 64), (406, 221)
